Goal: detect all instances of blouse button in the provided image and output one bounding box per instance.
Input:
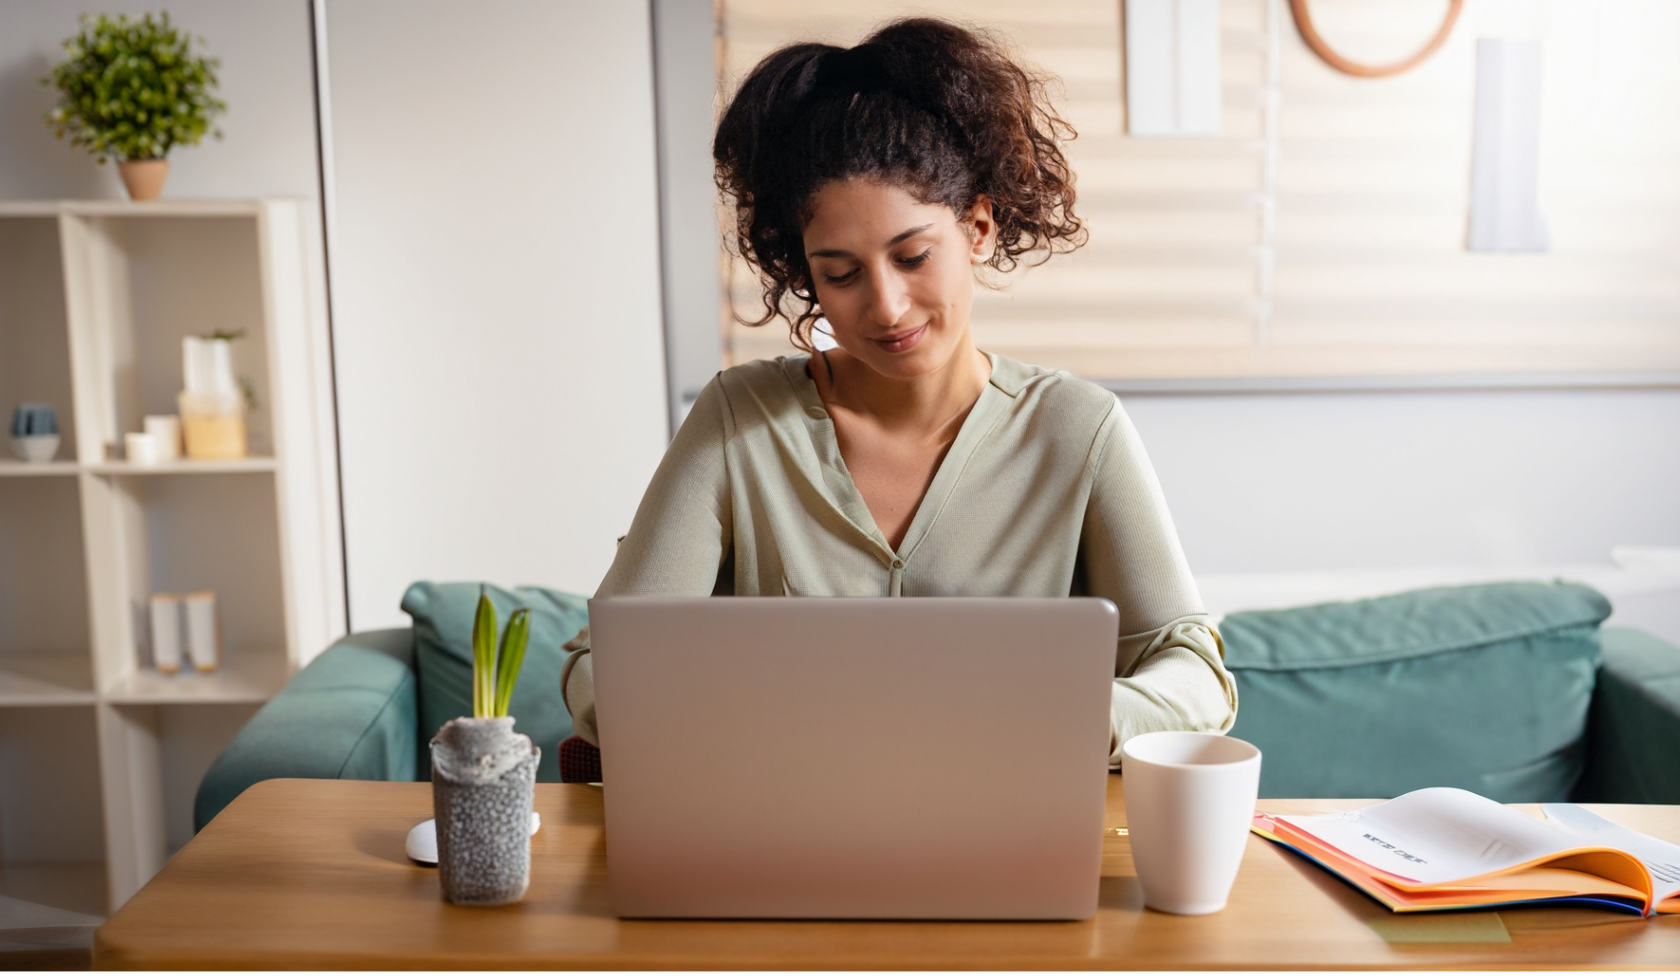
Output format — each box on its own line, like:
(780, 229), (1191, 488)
(806, 405), (827, 419)
(890, 558), (904, 569)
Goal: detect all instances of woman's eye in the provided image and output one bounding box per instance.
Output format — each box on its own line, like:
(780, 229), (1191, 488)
(822, 269), (859, 285)
(898, 250), (932, 269)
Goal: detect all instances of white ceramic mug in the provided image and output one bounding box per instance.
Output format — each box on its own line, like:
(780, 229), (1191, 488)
(1120, 731), (1262, 915)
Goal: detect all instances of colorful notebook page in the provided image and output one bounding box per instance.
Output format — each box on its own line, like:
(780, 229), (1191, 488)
(1254, 787), (1660, 916)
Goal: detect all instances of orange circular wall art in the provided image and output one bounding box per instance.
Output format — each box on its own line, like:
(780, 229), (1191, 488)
(1288, 0), (1464, 78)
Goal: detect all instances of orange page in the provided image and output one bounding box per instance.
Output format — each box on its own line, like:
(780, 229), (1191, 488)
(1542, 803), (1680, 913)
(1257, 814), (1647, 910)
(1253, 798), (1655, 916)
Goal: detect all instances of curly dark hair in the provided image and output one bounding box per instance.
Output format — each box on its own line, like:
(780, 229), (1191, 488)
(713, 17), (1087, 352)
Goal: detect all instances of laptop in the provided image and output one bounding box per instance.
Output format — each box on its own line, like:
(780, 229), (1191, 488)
(588, 596), (1118, 920)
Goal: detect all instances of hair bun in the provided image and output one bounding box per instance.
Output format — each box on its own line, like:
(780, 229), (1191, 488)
(715, 17), (1086, 352)
(815, 44), (884, 93)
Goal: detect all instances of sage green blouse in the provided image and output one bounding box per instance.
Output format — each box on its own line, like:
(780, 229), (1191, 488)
(563, 353), (1237, 763)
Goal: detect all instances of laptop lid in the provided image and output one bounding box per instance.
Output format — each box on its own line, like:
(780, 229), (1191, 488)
(590, 596), (1118, 920)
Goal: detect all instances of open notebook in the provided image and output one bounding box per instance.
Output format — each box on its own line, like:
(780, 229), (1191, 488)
(1252, 787), (1680, 916)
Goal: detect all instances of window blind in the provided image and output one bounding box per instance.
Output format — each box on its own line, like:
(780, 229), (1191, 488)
(717, 0), (1680, 381)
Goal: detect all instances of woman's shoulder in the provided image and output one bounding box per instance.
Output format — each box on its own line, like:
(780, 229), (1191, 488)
(988, 352), (1118, 420)
(710, 355), (813, 399)
(714, 355), (809, 389)
(695, 355), (816, 425)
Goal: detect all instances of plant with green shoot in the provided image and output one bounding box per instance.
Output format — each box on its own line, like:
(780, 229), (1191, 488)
(42, 11), (226, 164)
(472, 590), (531, 718)
(199, 330), (259, 410)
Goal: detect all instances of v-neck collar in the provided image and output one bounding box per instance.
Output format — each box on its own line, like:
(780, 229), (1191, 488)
(780, 351), (1015, 562)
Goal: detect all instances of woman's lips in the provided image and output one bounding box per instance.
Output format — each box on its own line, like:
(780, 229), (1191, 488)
(874, 324), (927, 353)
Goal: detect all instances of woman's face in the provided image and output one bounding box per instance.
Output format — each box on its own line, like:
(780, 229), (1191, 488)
(802, 179), (995, 382)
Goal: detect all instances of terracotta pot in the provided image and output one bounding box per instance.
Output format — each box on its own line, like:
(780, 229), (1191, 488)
(118, 159), (169, 201)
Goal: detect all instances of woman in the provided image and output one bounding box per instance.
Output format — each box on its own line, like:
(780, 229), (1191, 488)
(563, 17), (1236, 761)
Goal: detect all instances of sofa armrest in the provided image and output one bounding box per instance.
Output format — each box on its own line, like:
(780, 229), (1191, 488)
(1574, 627), (1680, 804)
(194, 628), (419, 830)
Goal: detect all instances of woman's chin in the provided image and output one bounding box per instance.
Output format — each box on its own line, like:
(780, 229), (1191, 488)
(859, 349), (954, 382)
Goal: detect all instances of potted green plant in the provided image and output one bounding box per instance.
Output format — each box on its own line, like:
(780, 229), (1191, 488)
(41, 12), (226, 201)
(430, 590), (539, 905)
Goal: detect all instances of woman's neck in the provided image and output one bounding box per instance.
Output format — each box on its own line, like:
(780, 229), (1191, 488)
(816, 341), (991, 438)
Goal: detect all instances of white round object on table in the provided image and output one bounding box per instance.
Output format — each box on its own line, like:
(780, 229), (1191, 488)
(406, 819), (438, 865)
(406, 811), (541, 866)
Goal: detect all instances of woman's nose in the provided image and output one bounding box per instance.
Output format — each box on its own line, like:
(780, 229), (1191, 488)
(864, 270), (911, 327)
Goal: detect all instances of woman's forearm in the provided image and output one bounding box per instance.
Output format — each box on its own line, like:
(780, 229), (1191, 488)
(1107, 618), (1238, 764)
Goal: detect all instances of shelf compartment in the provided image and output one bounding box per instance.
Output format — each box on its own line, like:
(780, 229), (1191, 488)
(103, 654), (288, 705)
(0, 860), (108, 919)
(0, 216), (78, 462)
(0, 707), (107, 915)
(81, 470), (287, 690)
(0, 479), (91, 693)
(60, 213), (275, 463)
(0, 653), (95, 707)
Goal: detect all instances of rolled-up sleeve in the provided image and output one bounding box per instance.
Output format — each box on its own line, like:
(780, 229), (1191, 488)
(1080, 396), (1238, 764)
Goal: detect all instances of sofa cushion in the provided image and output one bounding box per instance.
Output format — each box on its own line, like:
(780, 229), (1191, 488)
(1222, 580), (1610, 803)
(194, 628), (419, 830)
(1573, 626), (1680, 804)
(401, 582), (589, 783)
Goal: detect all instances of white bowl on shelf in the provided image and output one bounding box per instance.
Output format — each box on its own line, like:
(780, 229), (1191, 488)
(11, 434), (60, 463)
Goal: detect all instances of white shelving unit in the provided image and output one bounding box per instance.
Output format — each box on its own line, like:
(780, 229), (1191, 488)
(0, 199), (344, 915)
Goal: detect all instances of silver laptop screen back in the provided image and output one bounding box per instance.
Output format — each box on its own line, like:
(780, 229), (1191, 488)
(591, 597), (1117, 920)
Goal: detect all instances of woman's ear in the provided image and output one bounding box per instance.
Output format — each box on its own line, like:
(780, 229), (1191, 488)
(965, 195), (997, 265)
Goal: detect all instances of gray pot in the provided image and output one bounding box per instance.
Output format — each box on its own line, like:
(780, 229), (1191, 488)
(430, 716), (539, 905)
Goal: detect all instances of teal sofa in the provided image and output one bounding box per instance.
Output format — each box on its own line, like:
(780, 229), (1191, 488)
(195, 579), (1680, 830)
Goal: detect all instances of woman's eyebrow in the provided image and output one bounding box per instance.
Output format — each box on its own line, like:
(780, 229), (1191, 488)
(808, 224), (935, 259)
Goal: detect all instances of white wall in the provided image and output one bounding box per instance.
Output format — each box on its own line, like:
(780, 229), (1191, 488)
(1125, 387), (1680, 574)
(0, 0), (319, 199)
(321, 0), (670, 628)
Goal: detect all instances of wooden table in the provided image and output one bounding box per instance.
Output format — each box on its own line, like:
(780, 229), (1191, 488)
(94, 778), (1680, 969)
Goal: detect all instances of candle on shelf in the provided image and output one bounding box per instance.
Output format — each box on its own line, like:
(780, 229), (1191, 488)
(124, 431), (161, 466)
(143, 414), (182, 461)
